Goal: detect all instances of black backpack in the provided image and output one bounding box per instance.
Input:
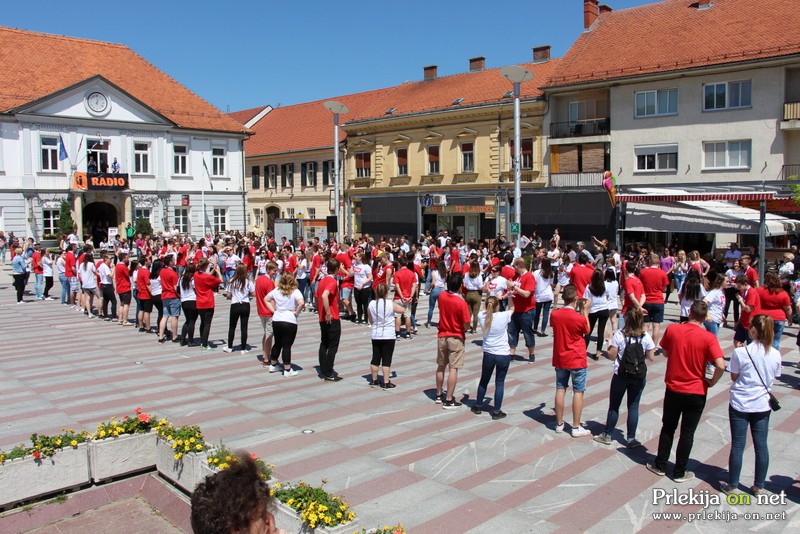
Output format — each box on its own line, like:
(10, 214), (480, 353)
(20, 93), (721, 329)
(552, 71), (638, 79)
(620, 336), (647, 379)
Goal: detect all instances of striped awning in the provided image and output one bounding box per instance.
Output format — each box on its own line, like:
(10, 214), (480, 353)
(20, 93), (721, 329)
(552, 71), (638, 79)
(617, 192), (775, 203)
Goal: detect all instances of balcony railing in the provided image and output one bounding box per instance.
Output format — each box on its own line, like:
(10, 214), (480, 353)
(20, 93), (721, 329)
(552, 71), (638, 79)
(550, 118), (610, 139)
(548, 172), (603, 188)
(784, 102), (800, 121)
(782, 164), (800, 181)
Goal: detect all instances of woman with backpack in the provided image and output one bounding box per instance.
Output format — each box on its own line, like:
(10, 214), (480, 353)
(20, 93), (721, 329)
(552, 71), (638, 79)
(593, 307), (655, 448)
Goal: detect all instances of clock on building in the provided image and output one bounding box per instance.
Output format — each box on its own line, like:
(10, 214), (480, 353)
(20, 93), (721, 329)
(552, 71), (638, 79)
(86, 91), (109, 114)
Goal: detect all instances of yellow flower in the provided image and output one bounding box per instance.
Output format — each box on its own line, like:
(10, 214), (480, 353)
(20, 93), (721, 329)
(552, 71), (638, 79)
(184, 445), (190, 451)
(287, 499), (294, 506)
(173, 453), (182, 460)
(274, 483), (282, 488)
(111, 420), (118, 427)
(189, 437), (196, 443)
(175, 439), (183, 446)
(195, 444), (203, 450)
(55, 439), (62, 446)
(99, 430), (106, 438)
(336, 512), (342, 519)
(225, 455), (232, 462)
(171, 443), (178, 449)
(70, 440), (78, 447)
(166, 435), (173, 441)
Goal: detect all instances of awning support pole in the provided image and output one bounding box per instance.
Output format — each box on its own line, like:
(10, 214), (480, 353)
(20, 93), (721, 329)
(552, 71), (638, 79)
(759, 200), (766, 281)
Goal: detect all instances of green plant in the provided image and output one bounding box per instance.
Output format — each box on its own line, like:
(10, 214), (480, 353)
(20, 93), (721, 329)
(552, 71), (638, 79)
(154, 420), (209, 460)
(206, 444), (272, 480)
(274, 480), (355, 530)
(135, 216), (153, 238)
(93, 407), (158, 439)
(356, 525), (408, 534)
(41, 233), (59, 240)
(0, 443), (33, 464)
(57, 200), (76, 236)
(30, 429), (90, 459)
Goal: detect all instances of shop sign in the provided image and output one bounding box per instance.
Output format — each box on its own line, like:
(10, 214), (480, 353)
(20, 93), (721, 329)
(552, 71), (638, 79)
(72, 172), (129, 191)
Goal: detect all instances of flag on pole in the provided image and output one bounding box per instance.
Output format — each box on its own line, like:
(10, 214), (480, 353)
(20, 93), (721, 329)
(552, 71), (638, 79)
(58, 134), (69, 161)
(202, 158), (214, 190)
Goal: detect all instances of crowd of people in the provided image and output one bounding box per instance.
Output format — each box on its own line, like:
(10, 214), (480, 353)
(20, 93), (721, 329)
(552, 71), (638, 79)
(2, 226), (790, 496)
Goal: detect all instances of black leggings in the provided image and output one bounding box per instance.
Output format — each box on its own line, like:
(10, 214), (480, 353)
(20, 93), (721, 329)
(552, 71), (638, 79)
(101, 284), (117, 318)
(354, 287), (373, 322)
(198, 308), (215, 346)
(13, 273), (25, 302)
(370, 339), (396, 367)
(585, 309), (610, 352)
(724, 287), (740, 323)
(151, 294), (163, 327)
(270, 321), (298, 365)
(181, 301), (198, 343)
(228, 302), (251, 348)
(44, 276), (54, 298)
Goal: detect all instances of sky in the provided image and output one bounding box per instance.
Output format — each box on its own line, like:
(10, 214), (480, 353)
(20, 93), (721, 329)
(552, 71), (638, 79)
(3, 0), (654, 113)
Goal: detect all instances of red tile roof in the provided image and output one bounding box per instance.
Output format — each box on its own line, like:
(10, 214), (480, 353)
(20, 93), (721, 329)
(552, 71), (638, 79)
(546, 0), (800, 88)
(241, 87), (396, 156)
(0, 27), (248, 134)
(349, 60), (559, 123)
(228, 105), (269, 126)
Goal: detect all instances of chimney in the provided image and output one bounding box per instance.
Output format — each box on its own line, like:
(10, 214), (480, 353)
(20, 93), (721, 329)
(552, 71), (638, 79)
(469, 56), (485, 72)
(584, 0), (599, 29)
(697, 0), (712, 9)
(533, 45), (551, 63)
(424, 65), (438, 81)
(599, 4), (613, 14)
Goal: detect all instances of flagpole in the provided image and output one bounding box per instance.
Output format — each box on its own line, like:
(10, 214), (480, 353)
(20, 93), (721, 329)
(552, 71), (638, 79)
(201, 158), (211, 238)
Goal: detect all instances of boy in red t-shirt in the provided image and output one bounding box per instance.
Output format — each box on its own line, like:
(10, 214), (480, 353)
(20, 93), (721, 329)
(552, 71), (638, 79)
(549, 284), (590, 437)
(256, 261), (278, 368)
(317, 258), (342, 381)
(435, 272), (470, 408)
(508, 257), (537, 361)
(393, 258), (419, 339)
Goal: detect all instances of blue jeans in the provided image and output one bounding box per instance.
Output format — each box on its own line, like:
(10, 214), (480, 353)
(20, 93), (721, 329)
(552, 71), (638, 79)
(507, 308), (536, 350)
(533, 300), (552, 332)
(59, 273), (69, 304)
(34, 273), (43, 298)
(703, 320), (720, 336)
(603, 373), (646, 439)
(673, 272), (686, 294)
(772, 321), (785, 349)
(427, 287), (442, 324)
(728, 405), (771, 489)
(475, 352), (511, 411)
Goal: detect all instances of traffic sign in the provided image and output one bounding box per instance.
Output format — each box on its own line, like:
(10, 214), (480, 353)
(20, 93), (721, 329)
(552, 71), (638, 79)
(511, 222), (520, 234)
(422, 194), (433, 208)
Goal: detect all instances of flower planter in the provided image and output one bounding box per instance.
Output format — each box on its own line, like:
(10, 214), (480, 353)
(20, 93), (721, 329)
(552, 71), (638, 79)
(270, 500), (358, 534)
(155, 437), (208, 493)
(0, 444), (90, 509)
(88, 431), (157, 482)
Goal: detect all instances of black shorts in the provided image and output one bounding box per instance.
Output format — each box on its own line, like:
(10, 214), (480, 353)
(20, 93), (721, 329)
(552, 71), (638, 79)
(642, 303), (664, 323)
(140, 299), (154, 313)
(118, 291), (132, 305)
(370, 339), (396, 367)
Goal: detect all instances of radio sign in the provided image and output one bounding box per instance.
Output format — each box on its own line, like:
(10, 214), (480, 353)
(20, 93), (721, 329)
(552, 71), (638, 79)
(72, 172), (129, 191)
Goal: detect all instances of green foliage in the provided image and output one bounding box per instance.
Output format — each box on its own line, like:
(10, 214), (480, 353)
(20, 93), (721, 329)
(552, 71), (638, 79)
(789, 175), (800, 205)
(57, 200), (76, 236)
(206, 443), (272, 480)
(30, 429), (90, 459)
(135, 216), (153, 238)
(274, 480), (356, 529)
(93, 407), (158, 439)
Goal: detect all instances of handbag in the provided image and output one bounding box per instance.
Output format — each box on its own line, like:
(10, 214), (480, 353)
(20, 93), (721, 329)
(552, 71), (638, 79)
(744, 347), (781, 411)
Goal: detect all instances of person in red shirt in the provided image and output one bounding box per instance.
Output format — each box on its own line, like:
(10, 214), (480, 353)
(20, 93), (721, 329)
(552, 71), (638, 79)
(64, 244), (78, 307)
(435, 272), (471, 408)
(393, 258), (419, 339)
(115, 253), (132, 326)
(31, 244), (44, 300)
(742, 255), (759, 288)
(569, 255), (594, 311)
(336, 244), (355, 321)
(638, 253), (669, 348)
(194, 258), (223, 350)
(136, 256), (153, 332)
(647, 301), (725, 481)
(734, 274), (761, 346)
(756, 272), (792, 348)
(176, 240), (189, 277)
(158, 254), (180, 343)
(256, 261), (278, 368)
(508, 257), (537, 361)
(317, 257), (342, 381)
(549, 285), (591, 437)
(373, 254), (393, 289)
(621, 262), (645, 317)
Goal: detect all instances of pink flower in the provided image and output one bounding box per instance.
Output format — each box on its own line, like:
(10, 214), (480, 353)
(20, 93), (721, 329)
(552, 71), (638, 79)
(32, 451), (41, 460)
(251, 453), (258, 460)
(138, 413), (151, 423)
(134, 407), (142, 414)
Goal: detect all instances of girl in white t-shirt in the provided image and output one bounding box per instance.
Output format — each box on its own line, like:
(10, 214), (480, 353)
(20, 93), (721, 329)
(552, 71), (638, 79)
(533, 261), (554, 335)
(79, 255), (98, 318)
(703, 274), (726, 336)
(473, 296), (515, 420)
(225, 264), (256, 353)
(41, 250), (54, 300)
(265, 272), (304, 375)
(368, 283), (406, 388)
(583, 268), (609, 360)
(604, 268), (620, 342)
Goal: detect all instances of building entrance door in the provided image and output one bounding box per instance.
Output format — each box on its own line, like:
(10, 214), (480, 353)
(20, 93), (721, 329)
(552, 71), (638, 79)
(83, 202), (119, 247)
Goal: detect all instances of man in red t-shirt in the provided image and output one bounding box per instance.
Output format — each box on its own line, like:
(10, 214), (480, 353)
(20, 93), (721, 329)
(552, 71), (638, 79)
(114, 253), (132, 326)
(31, 244), (44, 299)
(64, 244), (78, 306)
(742, 255), (759, 288)
(158, 255), (180, 343)
(569, 256), (594, 311)
(621, 262), (645, 316)
(638, 253), (669, 348)
(393, 258), (419, 339)
(256, 261), (278, 368)
(508, 257), (537, 361)
(435, 272), (470, 408)
(335, 244), (355, 321)
(647, 301), (725, 481)
(733, 274), (761, 346)
(317, 258), (342, 381)
(549, 285), (591, 437)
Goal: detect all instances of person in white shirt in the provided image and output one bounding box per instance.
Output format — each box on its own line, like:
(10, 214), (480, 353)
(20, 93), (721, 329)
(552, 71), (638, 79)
(352, 251), (373, 324)
(78, 254), (98, 318)
(583, 269), (609, 360)
(703, 275), (726, 336)
(41, 249), (55, 300)
(463, 262), (484, 334)
(533, 261), (554, 336)
(224, 264), (256, 353)
(482, 265), (509, 311)
(97, 254), (116, 320)
(471, 295), (515, 420)
(265, 272), (305, 375)
(368, 283), (406, 388)
(604, 269), (620, 342)
(722, 314), (782, 496)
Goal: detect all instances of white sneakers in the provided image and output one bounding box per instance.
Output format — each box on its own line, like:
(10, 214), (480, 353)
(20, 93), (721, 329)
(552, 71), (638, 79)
(283, 369), (298, 377)
(571, 426), (590, 438)
(222, 346), (234, 353)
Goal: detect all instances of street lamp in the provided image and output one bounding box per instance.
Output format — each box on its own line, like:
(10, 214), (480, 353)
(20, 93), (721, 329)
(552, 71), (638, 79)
(500, 65), (533, 245)
(323, 100), (349, 238)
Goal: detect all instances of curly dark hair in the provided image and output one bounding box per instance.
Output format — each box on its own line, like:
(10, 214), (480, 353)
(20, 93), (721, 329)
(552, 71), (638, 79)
(191, 453), (273, 534)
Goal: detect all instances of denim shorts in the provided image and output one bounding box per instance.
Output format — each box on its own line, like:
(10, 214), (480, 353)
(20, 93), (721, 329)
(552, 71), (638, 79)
(163, 298), (181, 317)
(340, 287), (353, 301)
(555, 367), (588, 392)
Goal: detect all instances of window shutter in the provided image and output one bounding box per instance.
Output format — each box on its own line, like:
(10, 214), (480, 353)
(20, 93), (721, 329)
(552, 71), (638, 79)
(251, 166), (260, 189)
(309, 162), (316, 186)
(322, 160), (330, 186)
(301, 163), (307, 186)
(280, 164), (287, 188)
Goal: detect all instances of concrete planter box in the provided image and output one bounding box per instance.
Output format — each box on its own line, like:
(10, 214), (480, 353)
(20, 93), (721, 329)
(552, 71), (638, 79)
(88, 432), (157, 482)
(271, 500), (357, 534)
(0, 444), (90, 509)
(155, 437), (208, 493)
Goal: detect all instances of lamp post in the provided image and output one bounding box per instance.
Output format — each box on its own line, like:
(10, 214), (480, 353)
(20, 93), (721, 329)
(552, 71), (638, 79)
(499, 66), (533, 245)
(323, 100), (349, 238)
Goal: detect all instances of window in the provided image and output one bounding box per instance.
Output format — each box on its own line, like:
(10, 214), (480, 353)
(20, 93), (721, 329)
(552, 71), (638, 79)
(308, 207), (316, 219)
(212, 208), (227, 233)
(41, 136), (59, 171)
(134, 208), (151, 222)
(251, 165), (260, 189)
(703, 140), (751, 169)
(254, 208), (263, 228)
(280, 163), (294, 188)
(286, 208), (295, 218)
(427, 145), (440, 174)
(173, 145), (188, 175)
(635, 144), (678, 172)
(461, 142), (475, 172)
(266, 165), (277, 188)
(174, 208), (189, 233)
(134, 142), (150, 174)
(355, 152), (371, 178)
(301, 162), (317, 187)
(568, 99), (607, 122)
(396, 148), (408, 176)
(322, 160), (334, 186)
(212, 147), (225, 176)
(43, 209), (59, 235)
(509, 138), (534, 170)
(704, 81), (751, 111)
(635, 89), (678, 117)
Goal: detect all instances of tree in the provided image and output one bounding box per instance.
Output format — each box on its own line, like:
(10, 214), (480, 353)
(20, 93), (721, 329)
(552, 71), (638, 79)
(135, 217), (153, 238)
(58, 200), (76, 236)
